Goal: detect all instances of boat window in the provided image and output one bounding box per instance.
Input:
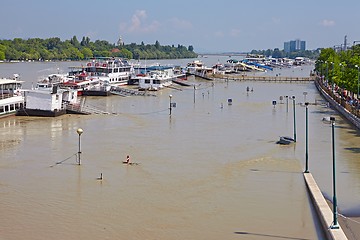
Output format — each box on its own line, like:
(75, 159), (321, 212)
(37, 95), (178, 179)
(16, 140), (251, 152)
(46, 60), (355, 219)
(153, 80), (160, 84)
(0, 106), (4, 113)
(145, 79), (151, 84)
(5, 105), (9, 112)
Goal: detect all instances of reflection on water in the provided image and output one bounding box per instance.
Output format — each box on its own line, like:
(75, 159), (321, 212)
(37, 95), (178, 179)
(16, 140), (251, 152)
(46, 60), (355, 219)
(0, 61), (359, 239)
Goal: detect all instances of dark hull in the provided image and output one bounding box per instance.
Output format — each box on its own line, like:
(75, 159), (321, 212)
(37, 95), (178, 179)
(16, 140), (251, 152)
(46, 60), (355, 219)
(82, 90), (111, 96)
(16, 108), (66, 117)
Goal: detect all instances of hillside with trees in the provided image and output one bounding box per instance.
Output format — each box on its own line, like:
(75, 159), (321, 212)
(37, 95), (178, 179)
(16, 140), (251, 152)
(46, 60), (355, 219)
(0, 36), (197, 61)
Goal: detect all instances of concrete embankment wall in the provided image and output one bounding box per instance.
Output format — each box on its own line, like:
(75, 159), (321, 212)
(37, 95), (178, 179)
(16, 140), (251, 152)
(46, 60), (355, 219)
(304, 173), (348, 239)
(315, 79), (360, 130)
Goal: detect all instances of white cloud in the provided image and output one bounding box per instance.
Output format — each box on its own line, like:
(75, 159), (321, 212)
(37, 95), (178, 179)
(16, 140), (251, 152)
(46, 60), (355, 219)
(320, 19), (335, 27)
(169, 17), (193, 30)
(214, 31), (224, 37)
(230, 28), (241, 37)
(120, 10), (160, 33)
(271, 17), (280, 24)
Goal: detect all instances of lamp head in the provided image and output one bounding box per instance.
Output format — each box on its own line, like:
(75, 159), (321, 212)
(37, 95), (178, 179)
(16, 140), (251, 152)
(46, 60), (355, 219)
(305, 102), (309, 106)
(77, 128), (84, 136)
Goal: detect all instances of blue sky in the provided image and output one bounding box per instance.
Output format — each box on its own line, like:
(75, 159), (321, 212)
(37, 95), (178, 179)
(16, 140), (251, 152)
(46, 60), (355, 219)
(1, 0), (360, 52)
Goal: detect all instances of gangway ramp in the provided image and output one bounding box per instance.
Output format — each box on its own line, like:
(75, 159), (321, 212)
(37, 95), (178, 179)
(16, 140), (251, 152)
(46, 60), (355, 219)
(110, 87), (156, 97)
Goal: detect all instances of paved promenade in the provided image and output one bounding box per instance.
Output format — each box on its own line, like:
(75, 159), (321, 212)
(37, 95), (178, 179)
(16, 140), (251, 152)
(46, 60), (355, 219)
(304, 173), (348, 239)
(314, 78), (360, 130)
(212, 73), (314, 82)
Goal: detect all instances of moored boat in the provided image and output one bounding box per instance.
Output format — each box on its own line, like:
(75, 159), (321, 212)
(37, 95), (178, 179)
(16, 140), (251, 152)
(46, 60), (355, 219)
(134, 66), (182, 91)
(186, 60), (214, 76)
(16, 85), (79, 117)
(58, 57), (133, 96)
(0, 75), (25, 118)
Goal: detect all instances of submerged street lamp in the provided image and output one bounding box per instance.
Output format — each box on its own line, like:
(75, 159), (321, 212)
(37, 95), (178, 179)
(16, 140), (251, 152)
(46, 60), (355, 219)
(330, 116), (339, 229)
(304, 102), (309, 173)
(292, 96), (297, 142)
(76, 128), (84, 165)
(169, 94), (173, 116)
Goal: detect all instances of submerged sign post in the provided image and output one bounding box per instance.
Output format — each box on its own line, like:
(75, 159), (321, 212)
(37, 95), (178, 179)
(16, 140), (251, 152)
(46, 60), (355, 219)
(169, 94), (176, 116)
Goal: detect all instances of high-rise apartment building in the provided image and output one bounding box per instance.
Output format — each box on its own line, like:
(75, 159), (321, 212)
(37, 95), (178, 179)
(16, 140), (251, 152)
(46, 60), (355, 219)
(284, 39), (306, 52)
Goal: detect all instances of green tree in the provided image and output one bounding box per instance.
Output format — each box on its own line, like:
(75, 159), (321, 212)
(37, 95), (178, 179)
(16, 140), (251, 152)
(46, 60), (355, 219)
(0, 44), (6, 60)
(70, 36), (80, 48)
(46, 37), (61, 50)
(155, 40), (160, 49)
(81, 36), (90, 47)
(81, 47), (93, 59)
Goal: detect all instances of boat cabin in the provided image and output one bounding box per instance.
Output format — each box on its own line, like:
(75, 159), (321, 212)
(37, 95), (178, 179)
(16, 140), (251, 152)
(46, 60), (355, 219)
(0, 76), (24, 118)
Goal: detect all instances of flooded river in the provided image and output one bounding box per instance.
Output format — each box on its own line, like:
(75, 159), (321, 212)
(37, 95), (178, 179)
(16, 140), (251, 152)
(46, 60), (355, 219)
(1, 59), (359, 239)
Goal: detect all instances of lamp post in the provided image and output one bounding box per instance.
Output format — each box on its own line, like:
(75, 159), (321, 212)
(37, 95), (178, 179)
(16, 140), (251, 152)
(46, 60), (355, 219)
(325, 61), (328, 85)
(355, 65), (360, 100)
(339, 63), (344, 98)
(286, 95), (289, 113)
(76, 128), (83, 165)
(304, 102), (309, 173)
(303, 92), (308, 103)
(169, 94), (173, 116)
(318, 60), (323, 79)
(330, 116), (339, 229)
(331, 62), (334, 92)
(292, 96), (296, 142)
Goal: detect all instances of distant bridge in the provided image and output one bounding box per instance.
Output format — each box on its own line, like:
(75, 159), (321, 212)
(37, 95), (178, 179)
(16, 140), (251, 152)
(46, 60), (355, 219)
(198, 53), (248, 57)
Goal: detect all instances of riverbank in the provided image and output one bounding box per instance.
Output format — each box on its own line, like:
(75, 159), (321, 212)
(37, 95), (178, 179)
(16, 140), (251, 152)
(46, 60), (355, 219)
(315, 77), (360, 130)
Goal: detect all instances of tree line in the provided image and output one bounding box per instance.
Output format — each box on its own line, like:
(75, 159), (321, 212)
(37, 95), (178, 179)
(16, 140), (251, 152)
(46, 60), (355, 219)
(315, 45), (360, 97)
(0, 36), (198, 61)
(250, 48), (320, 59)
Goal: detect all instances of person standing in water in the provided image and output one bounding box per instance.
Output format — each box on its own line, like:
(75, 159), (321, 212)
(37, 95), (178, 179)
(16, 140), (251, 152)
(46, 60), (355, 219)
(126, 155), (130, 164)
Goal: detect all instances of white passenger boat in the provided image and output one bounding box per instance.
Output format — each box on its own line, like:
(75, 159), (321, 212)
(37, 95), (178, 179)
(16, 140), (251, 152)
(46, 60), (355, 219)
(71, 57), (133, 84)
(35, 73), (68, 90)
(60, 71), (102, 96)
(186, 60), (214, 76)
(60, 58), (133, 96)
(0, 74), (24, 118)
(135, 66), (179, 91)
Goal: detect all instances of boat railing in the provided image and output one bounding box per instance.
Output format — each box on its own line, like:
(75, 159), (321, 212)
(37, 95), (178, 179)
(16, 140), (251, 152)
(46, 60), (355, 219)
(0, 93), (12, 100)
